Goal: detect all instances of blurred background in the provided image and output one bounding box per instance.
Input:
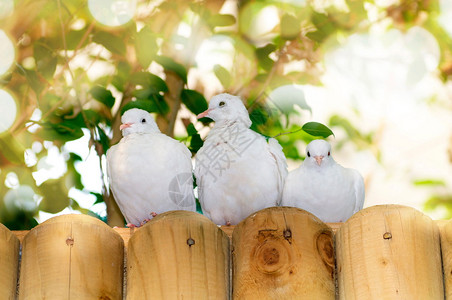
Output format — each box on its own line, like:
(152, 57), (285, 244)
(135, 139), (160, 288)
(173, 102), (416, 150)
(0, 0), (451, 229)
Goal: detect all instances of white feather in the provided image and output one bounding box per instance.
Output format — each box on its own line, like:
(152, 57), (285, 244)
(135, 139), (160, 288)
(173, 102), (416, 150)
(195, 93), (288, 225)
(281, 139), (365, 222)
(106, 108), (195, 226)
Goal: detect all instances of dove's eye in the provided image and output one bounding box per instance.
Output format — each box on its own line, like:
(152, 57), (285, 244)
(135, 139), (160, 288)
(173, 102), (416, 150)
(141, 118), (146, 123)
(307, 151), (311, 157)
(328, 151), (330, 156)
(219, 101), (225, 107)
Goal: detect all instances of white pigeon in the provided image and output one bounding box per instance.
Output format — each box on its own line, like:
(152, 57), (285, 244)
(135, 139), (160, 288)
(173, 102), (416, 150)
(106, 108), (196, 227)
(194, 93), (288, 225)
(281, 139), (365, 222)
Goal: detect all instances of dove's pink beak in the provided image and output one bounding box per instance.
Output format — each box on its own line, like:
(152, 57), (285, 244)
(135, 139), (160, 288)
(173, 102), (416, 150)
(197, 108), (212, 119)
(314, 156), (324, 166)
(120, 123), (132, 130)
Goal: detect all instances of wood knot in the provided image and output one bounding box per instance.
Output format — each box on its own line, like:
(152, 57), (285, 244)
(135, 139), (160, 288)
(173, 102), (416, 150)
(254, 239), (292, 275)
(316, 231), (335, 278)
(187, 238), (195, 247)
(283, 229), (292, 239)
(66, 237), (74, 246)
(383, 232), (392, 239)
(262, 247), (280, 265)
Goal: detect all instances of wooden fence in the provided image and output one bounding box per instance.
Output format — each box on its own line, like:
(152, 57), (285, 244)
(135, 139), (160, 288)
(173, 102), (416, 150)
(1, 205), (450, 299)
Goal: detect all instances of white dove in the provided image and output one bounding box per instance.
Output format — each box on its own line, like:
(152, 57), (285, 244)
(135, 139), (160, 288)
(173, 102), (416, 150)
(281, 139), (364, 222)
(106, 108), (196, 227)
(194, 93), (288, 226)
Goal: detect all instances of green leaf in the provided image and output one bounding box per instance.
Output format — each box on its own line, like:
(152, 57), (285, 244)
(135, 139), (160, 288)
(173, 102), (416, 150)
(208, 14), (236, 28)
(155, 56), (187, 83)
(213, 65), (231, 88)
(180, 89), (208, 115)
(256, 44), (276, 71)
(120, 96), (169, 115)
(132, 88), (159, 99)
(89, 85), (115, 108)
(22, 69), (44, 97)
(130, 72), (168, 92)
(96, 125), (110, 153)
(186, 123), (198, 136)
(66, 29), (88, 50)
(38, 178), (69, 213)
(306, 12), (337, 43)
(112, 61), (132, 91)
(135, 26), (158, 68)
(189, 133), (203, 153)
(281, 13), (300, 40)
(34, 41), (57, 80)
(90, 192), (104, 205)
(38, 120), (84, 142)
(302, 122), (334, 138)
(93, 31), (126, 55)
(249, 107), (268, 126)
(78, 109), (103, 127)
(413, 179), (446, 186)
(67, 152), (84, 190)
(0, 133), (25, 165)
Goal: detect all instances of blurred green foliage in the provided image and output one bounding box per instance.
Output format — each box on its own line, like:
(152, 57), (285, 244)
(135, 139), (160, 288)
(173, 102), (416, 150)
(0, 0), (451, 229)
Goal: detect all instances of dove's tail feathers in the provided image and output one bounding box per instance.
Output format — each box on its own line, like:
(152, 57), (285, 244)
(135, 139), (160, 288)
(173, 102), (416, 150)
(267, 137), (288, 205)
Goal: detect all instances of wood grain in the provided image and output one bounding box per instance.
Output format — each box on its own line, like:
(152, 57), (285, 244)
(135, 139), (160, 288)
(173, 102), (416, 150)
(336, 205), (443, 299)
(127, 210), (230, 299)
(18, 214), (124, 299)
(0, 223), (19, 300)
(439, 219), (452, 299)
(232, 207), (335, 299)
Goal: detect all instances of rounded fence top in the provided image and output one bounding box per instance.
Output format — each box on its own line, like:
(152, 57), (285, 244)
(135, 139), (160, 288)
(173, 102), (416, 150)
(0, 223), (19, 243)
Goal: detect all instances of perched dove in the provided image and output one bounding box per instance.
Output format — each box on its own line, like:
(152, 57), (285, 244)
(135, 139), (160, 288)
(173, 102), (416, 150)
(194, 93), (288, 225)
(106, 108), (196, 227)
(281, 139), (365, 222)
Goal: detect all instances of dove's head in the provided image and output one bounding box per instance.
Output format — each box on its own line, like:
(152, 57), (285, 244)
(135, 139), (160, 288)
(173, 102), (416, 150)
(120, 108), (160, 136)
(304, 139), (334, 167)
(197, 93), (252, 128)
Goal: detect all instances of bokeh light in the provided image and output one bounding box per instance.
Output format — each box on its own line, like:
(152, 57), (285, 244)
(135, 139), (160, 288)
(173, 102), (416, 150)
(239, 3), (279, 43)
(0, 0), (14, 19)
(88, 0), (136, 27)
(0, 30), (15, 76)
(0, 89), (17, 133)
(324, 26), (440, 114)
(4, 185), (38, 213)
(277, 0), (306, 6)
(195, 35), (235, 71)
(439, 0), (452, 37)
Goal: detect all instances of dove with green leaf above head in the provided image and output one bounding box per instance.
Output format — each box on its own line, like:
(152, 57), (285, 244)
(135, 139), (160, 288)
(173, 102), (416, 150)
(282, 139), (365, 222)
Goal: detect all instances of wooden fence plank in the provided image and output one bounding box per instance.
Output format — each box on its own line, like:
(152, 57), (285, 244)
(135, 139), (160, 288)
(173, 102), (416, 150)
(336, 205), (443, 300)
(0, 223), (19, 300)
(232, 206), (335, 299)
(18, 214), (124, 300)
(440, 219), (452, 299)
(127, 210), (230, 299)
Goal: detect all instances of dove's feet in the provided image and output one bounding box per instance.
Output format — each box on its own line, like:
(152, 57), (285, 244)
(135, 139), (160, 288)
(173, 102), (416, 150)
(150, 212), (158, 217)
(226, 221), (231, 226)
(140, 219), (151, 226)
(126, 223), (137, 228)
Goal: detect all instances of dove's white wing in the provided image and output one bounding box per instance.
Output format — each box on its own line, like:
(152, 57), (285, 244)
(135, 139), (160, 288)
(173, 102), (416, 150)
(267, 137), (288, 204)
(106, 133), (195, 226)
(349, 168), (365, 214)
